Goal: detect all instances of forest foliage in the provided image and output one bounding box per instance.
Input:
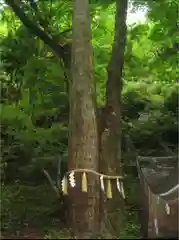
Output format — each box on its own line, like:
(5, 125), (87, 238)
(0, 0), (178, 238)
(0, 0), (178, 183)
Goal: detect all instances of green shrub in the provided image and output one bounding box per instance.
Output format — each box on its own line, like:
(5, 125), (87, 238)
(122, 82), (178, 155)
(0, 103), (68, 183)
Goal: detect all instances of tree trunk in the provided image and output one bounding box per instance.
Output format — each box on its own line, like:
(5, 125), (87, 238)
(68, 0), (99, 238)
(99, 0), (128, 236)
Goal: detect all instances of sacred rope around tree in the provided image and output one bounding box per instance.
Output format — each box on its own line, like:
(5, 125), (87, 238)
(61, 168), (125, 199)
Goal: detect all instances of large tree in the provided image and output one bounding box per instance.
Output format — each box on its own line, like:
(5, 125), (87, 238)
(68, 0), (99, 238)
(5, 0), (128, 237)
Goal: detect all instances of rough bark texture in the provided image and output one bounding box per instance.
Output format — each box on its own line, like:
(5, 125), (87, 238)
(99, 0), (128, 236)
(68, 0), (99, 238)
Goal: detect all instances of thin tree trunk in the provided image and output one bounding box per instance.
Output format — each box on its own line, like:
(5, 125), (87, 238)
(99, 0), (128, 236)
(68, 0), (99, 238)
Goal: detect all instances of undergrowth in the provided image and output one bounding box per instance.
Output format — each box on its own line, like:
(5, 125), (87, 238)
(1, 174), (140, 239)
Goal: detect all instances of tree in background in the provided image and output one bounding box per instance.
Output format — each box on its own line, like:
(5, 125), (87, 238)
(99, 0), (128, 235)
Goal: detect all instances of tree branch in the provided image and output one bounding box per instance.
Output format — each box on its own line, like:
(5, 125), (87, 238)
(42, 168), (59, 196)
(157, 42), (179, 59)
(106, 0), (128, 106)
(5, 0), (64, 58)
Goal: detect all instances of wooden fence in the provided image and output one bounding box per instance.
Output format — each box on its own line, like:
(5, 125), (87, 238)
(136, 156), (178, 239)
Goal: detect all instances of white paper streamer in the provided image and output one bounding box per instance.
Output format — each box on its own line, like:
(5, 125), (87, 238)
(100, 175), (105, 191)
(116, 178), (121, 192)
(120, 181), (125, 199)
(61, 177), (66, 192)
(61, 178), (64, 191)
(165, 203), (170, 215)
(156, 196), (160, 205)
(154, 218), (159, 235)
(69, 171), (76, 187)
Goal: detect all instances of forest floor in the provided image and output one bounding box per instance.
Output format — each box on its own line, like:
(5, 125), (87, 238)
(1, 184), (70, 239)
(1, 175), (140, 239)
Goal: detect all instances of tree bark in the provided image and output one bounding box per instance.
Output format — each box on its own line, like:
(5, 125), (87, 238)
(68, 0), (99, 238)
(99, 0), (128, 236)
